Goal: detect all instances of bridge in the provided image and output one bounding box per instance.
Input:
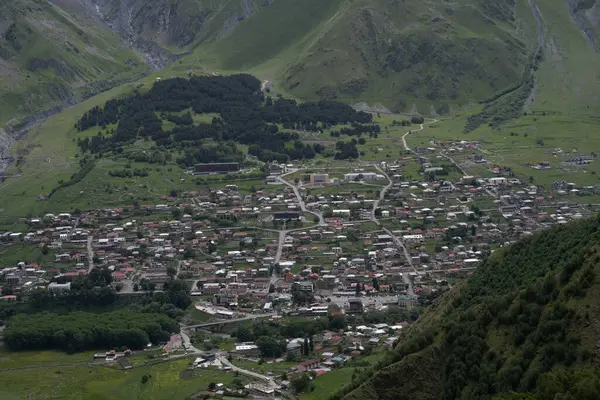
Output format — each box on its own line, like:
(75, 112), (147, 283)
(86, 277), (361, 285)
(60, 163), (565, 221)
(182, 314), (275, 330)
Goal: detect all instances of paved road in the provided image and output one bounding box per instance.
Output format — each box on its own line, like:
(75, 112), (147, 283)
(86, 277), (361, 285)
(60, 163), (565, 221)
(86, 235), (94, 273)
(367, 164), (416, 296)
(401, 119), (439, 153)
(219, 355), (279, 388)
(183, 314), (275, 329)
(278, 173), (325, 225)
(180, 330), (203, 354)
(371, 164), (391, 223)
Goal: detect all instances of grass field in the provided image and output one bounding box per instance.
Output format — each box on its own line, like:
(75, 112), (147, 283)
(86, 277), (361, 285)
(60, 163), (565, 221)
(300, 367), (356, 400)
(0, 243), (55, 267)
(0, 349), (236, 400)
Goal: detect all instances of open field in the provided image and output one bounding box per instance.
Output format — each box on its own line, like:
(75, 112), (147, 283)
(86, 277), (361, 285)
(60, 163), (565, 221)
(0, 349), (236, 400)
(300, 367), (356, 400)
(0, 243), (55, 267)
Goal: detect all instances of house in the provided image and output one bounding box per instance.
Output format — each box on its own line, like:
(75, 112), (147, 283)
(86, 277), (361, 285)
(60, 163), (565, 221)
(295, 281), (314, 292)
(234, 343), (260, 357)
(203, 283), (221, 295)
(347, 298), (364, 314)
(5, 274), (22, 288)
(287, 342), (302, 355)
(297, 359), (320, 372)
(274, 212), (301, 221)
(344, 172), (380, 181)
(194, 162), (240, 175)
(48, 282), (72, 293)
(309, 174), (330, 184)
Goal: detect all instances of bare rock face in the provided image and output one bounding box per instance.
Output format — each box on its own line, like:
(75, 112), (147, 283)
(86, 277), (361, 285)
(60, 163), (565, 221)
(87, 0), (261, 68)
(565, 0), (600, 52)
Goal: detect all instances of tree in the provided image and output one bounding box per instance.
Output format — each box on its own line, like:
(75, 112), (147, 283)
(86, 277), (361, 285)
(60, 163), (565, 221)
(309, 335), (314, 353)
(207, 241), (217, 254)
(171, 208), (182, 219)
(372, 278), (380, 292)
(141, 375), (150, 384)
(256, 336), (285, 358)
(166, 266), (177, 279)
(2, 285), (13, 296)
(183, 245), (195, 259)
(133, 283), (139, 292)
(233, 325), (254, 342)
(303, 337), (310, 356)
(208, 382), (217, 391)
(232, 378), (243, 389)
(291, 373), (311, 393)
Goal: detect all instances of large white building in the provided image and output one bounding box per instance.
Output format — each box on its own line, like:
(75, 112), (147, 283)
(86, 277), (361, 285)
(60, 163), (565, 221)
(344, 172), (382, 181)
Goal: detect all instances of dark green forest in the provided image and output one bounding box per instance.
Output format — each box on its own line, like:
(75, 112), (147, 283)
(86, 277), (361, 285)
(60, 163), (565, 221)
(1, 272), (191, 353)
(3, 310), (179, 352)
(334, 216), (600, 400)
(76, 74), (373, 164)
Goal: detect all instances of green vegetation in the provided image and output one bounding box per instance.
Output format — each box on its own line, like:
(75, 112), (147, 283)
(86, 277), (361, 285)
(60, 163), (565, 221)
(301, 368), (356, 400)
(0, 349), (235, 400)
(0, 0), (147, 125)
(4, 310), (179, 352)
(335, 216), (600, 400)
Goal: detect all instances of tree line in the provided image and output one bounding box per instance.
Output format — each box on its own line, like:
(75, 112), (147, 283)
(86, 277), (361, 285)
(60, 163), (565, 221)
(3, 310), (179, 352)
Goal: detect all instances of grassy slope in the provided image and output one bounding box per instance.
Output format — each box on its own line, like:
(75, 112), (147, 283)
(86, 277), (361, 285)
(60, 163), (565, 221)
(168, 0), (527, 112)
(342, 216), (600, 400)
(418, 0), (600, 187)
(0, 0), (148, 126)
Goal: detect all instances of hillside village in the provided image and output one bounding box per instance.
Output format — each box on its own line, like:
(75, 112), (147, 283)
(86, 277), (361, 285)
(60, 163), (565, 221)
(2, 138), (600, 397)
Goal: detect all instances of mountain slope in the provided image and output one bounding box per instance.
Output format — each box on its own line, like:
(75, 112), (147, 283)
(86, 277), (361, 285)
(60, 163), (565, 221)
(188, 0), (530, 112)
(79, 0), (534, 112)
(0, 0), (148, 126)
(336, 216), (600, 400)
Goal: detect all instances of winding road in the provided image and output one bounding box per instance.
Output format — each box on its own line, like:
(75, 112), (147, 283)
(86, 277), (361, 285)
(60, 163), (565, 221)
(182, 313), (275, 330)
(219, 355), (279, 388)
(368, 119), (439, 296)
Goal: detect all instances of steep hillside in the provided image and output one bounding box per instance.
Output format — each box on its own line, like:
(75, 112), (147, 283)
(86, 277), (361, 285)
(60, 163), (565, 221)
(92, 0), (262, 51)
(189, 0), (531, 112)
(76, 0), (534, 112)
(0, 0), (148, 126)
(337, 216), (600, 400)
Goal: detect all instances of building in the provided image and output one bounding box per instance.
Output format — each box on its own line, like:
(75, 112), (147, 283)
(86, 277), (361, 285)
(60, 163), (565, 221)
(297, 359), (320, 372)
(5, 274), (22, 288)
(274, 212), (301, 221)
(202, 283), (221, 295)
(344, 172), (380, 181)
(347, 298), (364, 314)
(309, 173), (330, 184)
(194, 163), (240, 175)
(295, 281), (314, 292)
(234, 343), (260, 357)
(245, 383), (276, 397)
(488, 177), (507, 185)
(269, 163), (286, 175)
(48, 282), (72, 293)
(287, 342), (302, 355)
(214, 291), (238, 307)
